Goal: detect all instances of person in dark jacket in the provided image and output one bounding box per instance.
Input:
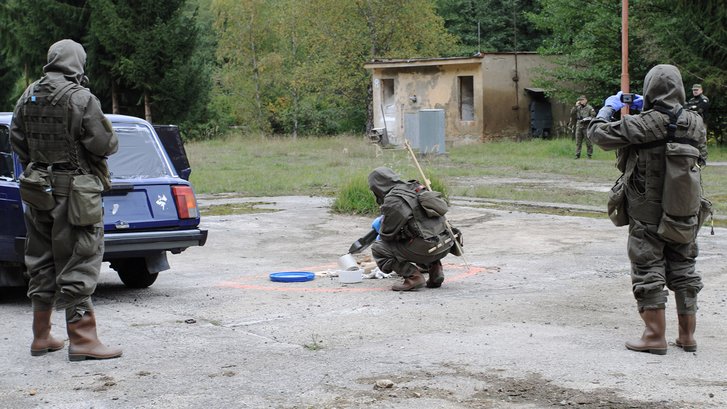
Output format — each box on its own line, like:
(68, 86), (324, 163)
(588, 65), (708, 355)
(367, 167), (456, 291)
(686, 83), (709, 120)
(11, 39), (121, 361)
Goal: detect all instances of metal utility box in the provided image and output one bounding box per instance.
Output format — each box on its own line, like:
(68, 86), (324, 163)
(404, 112), (419, 149)
(418, 109), (445, 154)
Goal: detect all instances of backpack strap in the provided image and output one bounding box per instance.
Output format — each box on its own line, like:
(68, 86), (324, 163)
(634, 106), (699, 149)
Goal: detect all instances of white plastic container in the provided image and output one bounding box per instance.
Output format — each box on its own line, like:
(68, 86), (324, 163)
(338, 254), (359, 271)
(338, 269), (363, 284)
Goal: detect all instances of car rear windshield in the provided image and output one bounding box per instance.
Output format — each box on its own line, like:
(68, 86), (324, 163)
(107, 124), (173, 179)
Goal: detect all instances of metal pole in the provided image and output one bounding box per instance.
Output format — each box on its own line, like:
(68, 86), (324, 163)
(621, 0), (630, 117)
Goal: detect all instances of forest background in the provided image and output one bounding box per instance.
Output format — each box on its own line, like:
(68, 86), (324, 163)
(0, 0), (724, 141)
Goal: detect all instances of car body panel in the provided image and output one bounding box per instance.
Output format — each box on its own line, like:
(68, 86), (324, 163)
(0, 112), (207, 285)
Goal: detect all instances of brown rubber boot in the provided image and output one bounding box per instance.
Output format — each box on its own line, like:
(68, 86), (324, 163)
(30, 310), (65, 356)
(426, 260), (444, 288)
(391, 270), (425, 291)
(675, 314), (697, 352)
(67, 311), (122, 361)
(625, 308), (667, 355)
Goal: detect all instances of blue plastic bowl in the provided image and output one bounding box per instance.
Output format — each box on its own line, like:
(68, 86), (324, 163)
(269, 271), (315, 283)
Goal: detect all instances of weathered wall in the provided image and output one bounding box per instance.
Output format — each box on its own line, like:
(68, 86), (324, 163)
(368, 54), (569, 144)
(480, 53), (568, 139)
(371, 62), (482, 145)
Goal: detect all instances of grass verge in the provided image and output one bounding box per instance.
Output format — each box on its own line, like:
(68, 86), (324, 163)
(186, 133), (727, 219)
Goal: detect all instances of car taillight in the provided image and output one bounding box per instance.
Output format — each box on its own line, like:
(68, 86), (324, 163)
(172, 185), (199, 219)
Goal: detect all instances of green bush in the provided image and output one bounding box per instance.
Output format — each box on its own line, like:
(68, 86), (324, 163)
(331, 172), (449, 215)
(331, 175), (378, 215)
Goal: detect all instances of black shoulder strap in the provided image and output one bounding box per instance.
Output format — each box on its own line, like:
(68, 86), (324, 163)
(652, 106), (682, 139)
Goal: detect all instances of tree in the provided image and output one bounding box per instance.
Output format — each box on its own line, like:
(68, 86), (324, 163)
(211, 0), (457, 135)
(0, 0), (88, 88)
(632, 0), (727, 136)
(526, 1), (652, 106)
(436, 0), (546, 55)
(528, 0), (725, 138)
(89, 0), (203, 123)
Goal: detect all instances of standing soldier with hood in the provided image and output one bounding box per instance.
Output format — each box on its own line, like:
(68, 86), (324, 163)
(367, 167), (459, 291)
(588, 65), (708, 355)
(10, 39), (121, 361)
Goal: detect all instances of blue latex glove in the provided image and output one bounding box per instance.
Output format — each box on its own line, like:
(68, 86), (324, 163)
(631, 94), (644, 111)
(604, 92), (624, 111)
(371, 215), (383, 233)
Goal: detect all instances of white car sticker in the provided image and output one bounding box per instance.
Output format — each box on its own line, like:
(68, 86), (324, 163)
(156, 194), (167, 210)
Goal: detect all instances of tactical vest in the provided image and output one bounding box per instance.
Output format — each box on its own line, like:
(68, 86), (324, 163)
(626, 107), (704, 225)
(21, 79), (85, 167)
(387, 182), (448, 240)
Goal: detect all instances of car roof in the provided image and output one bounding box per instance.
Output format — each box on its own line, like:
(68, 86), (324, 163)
(0, 112), (152, 126)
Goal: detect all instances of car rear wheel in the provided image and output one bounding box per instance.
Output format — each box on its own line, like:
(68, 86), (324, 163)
(110, 258), (159, 288)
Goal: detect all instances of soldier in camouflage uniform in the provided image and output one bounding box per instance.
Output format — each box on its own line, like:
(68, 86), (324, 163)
(588, 65), (708, 355)
(11, 39), (121, 361)
(368, 167), (456, 291)
(570, 95), (596, 159)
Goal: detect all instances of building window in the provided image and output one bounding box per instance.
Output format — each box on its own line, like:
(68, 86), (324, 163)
(459, 76), (474, 121)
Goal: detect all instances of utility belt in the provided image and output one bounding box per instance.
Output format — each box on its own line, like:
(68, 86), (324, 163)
(31, 162), (79, 172)
(28, 162), (78, 196)
(20, 163), (103, 226)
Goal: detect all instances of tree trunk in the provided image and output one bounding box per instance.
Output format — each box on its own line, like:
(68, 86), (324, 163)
(144, 91), (152, 123)
(112, 81), (119, 114)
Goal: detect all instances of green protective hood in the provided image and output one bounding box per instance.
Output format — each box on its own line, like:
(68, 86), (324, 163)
(43, 39), (86, 85)
(368, 167), (404, 205)
(642, 64), (685, 112)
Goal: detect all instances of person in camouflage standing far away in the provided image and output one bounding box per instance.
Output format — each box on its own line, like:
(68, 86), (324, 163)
(570, 95), (596, 159)
(588, 65), (708, 355)
(10, 39), (122, 361)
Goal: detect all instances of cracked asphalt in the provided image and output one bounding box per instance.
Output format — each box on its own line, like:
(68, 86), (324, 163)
(2, 195), (726, 408)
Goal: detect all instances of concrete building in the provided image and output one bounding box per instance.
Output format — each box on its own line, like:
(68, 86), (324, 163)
(364, 52), (569, 147)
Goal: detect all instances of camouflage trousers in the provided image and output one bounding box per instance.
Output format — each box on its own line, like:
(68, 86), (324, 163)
(24, 195), (104, 319)
(371, 235), (452, 278)
(575, 126), (593, 157)
(627, 219), (703, 314)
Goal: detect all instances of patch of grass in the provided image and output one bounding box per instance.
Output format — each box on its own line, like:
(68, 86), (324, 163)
(185, 133), (727, 217)
(471, 202), (607, 219)
(303, 334), (324, 351)
(470, 184), (607, 207)
(331, 171), (450, 214)
(200, 202), (275, 216)
(331, 174), (378, 215)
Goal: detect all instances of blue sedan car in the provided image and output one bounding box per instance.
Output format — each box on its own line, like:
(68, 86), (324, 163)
(0, 113), (207, 288)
